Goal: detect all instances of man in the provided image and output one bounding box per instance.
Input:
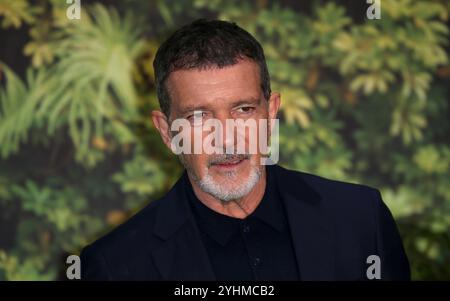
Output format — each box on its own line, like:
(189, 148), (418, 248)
(80, 19), (410, 281)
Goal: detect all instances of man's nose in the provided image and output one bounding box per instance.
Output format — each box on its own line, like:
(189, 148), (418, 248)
(214, 112), (236, 154)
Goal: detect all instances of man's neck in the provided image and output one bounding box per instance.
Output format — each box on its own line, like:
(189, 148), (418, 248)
(188, 168), (267, 219)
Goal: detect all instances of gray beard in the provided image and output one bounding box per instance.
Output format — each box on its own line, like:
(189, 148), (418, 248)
(179, 155), (262, 202)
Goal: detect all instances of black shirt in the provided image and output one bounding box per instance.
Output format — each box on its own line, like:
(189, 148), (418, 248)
(185, 166), (301, 281)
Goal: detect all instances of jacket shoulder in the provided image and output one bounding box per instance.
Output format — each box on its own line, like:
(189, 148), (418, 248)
(80, 197), (166, 280)
(275, 164), (378, 197)
(83, 197), (164, 253)
(274, 165), (381, 219)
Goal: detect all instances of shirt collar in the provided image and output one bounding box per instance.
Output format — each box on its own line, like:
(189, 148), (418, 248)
(185, 165), (285, 246)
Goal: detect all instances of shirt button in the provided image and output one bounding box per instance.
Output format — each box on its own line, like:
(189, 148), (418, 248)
(242, 224), (250, 233)
(253, 257), (261, 267)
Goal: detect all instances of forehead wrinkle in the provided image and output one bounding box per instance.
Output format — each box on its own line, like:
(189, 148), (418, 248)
(167, 60), (262, 116)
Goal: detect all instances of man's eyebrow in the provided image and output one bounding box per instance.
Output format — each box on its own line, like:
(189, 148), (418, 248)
(178, 105), (210, 115)
(230, 97), (261, 107)
(178, 97), (261, 115)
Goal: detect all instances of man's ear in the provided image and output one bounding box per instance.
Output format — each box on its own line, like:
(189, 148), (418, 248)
(268, 92), (281, 120)
(151, 110), (172, 150)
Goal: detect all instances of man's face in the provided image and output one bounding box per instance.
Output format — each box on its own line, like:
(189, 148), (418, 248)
(154, 59), (280, 202)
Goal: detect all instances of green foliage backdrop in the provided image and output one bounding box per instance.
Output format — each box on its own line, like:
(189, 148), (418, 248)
(0, 0), (449, 280)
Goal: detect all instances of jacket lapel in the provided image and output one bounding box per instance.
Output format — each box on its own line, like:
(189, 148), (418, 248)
(273, 165), (336, 280)
(151, 171), (216, 280)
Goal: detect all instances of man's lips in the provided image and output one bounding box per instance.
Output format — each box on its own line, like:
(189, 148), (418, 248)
(211, 158), (246, 169)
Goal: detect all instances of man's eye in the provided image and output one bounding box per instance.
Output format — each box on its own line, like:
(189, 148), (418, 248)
(187, 112), (206, 124)
(237, 106), (255, 114)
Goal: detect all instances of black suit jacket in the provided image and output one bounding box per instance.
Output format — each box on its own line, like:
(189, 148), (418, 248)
(80, 164), (410, 280)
